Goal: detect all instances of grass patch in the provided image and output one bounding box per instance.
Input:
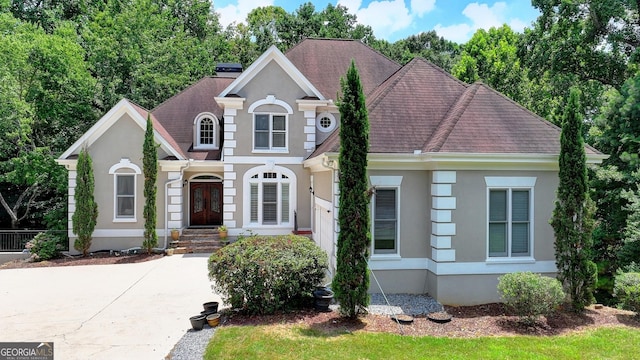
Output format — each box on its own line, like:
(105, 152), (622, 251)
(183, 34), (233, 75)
(204, 325), (640, 360)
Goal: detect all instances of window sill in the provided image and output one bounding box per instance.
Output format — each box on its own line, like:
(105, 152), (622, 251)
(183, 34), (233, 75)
(113, 218), (137, 223)
(252, 149), (289, 154)
(370, 254), (401, 261)
(485, 257), (536, 264)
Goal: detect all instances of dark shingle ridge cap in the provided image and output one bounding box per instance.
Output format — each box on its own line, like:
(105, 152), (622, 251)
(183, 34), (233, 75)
(424, 83), (480, 152)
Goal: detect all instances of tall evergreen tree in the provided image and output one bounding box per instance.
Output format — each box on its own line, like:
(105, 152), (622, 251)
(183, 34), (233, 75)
(332, 61), (370, 318)
(72, 147), (97, 256)
(551, 87), (597, 311)
(142, 113), (158, 254)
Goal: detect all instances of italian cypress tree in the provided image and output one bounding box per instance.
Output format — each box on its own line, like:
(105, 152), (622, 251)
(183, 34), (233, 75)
(143, 113), (158, 254)
(551, 87), (597, 311)
(72, 147), (98, 256)
(332, 61), (371, 318)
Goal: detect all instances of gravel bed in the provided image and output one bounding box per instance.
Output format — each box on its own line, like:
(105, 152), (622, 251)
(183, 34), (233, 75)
(167, 326), (216, 360)
(167, 293), (442, 359)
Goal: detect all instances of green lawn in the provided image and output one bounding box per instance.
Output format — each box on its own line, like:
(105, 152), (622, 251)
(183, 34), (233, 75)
(204, 325), (640, 360)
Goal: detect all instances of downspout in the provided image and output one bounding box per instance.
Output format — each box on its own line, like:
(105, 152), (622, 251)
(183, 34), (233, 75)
(163, 160), (191, 249)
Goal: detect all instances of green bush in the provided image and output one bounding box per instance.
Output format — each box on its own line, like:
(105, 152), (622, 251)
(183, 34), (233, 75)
(497, 272), (565, 323)
(208, 235), (329, 315)
(26, 232), (64, 261)
(613, 272), (640, 315)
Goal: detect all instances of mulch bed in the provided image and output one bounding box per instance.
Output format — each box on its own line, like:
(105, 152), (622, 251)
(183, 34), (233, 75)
(0, 252), (164, 269)
(219, 303), (640, 338)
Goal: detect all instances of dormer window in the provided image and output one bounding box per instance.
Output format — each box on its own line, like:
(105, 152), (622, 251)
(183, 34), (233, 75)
(193, 113), (219, 150)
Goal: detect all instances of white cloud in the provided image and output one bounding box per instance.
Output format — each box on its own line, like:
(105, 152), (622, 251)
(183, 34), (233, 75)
(433, 23), (473, 44)
(214, 0), (274, 27)
(434, 2), (530, 43)
(339, 0), (419, 40)
(411, 0), (436, 17)
(462, 2), (506, 30)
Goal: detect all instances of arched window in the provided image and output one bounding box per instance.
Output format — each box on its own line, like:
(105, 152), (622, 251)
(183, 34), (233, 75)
(194, 113), (219, 150)
(243, 165), (296, 227)
(109, 158), (142, 222)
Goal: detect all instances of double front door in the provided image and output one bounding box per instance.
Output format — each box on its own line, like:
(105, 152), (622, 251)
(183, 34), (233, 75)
(190, 182), (222, 226)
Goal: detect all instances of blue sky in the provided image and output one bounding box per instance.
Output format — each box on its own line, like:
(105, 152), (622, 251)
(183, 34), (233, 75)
(212, 0), (540, 43)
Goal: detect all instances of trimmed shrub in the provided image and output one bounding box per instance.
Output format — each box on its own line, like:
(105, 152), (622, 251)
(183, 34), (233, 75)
(208, 235), (328, 315)
(26, 232), (64, 261)
(613, 272), (640, 315)
(497, 272), (565, 323)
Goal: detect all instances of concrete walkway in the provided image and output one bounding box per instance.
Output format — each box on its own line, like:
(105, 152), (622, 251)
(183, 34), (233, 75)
(0, 254), (222, 360)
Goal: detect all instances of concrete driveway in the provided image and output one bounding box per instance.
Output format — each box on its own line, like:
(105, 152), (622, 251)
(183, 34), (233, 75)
(0, 254), (222, 360)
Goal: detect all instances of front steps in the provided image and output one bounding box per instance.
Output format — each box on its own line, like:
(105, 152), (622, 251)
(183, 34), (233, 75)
(170, 228), (226, 254)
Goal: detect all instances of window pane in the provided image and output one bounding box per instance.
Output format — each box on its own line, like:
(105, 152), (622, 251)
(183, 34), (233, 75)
(272, 116), (286, 130)
(512, 223), (530, 256)
(250, 184), (258, 222)
(118, 197), (134, 217)
(117, 175), (134, 195)
(375, 189), (396, 220)
(255, 115), (269, 130)
(263, 183), (277, 224)
(489, 190), (506, 221)
(512, 190), (529, 221)
(374, 221), (396, 251)
(255, 132), (269, 148)
(193, 188), (203, 213)
(281, 183), (289, 223)
(374, 189), (397, 253)
(489, 223), (507, 256)
(200, 118), (214, 145)
(272, 133), (286, 147)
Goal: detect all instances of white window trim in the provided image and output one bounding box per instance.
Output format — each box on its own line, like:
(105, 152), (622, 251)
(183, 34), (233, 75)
(248, 96), (293, 153)
(484, 176), (536, 262)
(316, 111), (337, 133)
(370, 176), (402, 259)
(252, 112), (289, 152)
(242, 165), (297, 228)
(109, 159), (141, 222)
(193, 112), (219, 150)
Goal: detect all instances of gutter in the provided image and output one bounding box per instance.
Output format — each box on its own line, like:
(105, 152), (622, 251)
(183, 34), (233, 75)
(163, 160), (191, 249)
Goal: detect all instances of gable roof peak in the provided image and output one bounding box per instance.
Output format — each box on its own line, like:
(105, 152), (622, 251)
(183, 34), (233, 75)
(219, 44), (323, 99)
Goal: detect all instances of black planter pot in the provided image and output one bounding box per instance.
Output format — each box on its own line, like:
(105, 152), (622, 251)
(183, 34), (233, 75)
(203, 301), (219, 313)
(189, 314), (207, 331)
(313, 287), (334, 312)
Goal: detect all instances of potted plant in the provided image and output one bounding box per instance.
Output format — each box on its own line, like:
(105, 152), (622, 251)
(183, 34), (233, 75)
(170, 228), (180, 241)
(218, 225), (228, 239)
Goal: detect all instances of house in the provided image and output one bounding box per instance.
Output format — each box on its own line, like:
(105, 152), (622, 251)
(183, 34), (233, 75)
(56, 38), (606, 305)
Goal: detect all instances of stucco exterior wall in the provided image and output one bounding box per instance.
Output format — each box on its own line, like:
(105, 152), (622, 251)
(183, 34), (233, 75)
(368, 269), (429, 294)
(232, 60), (309, 158)
(67, 113), (169, 253)
(312, 170), (333, 202)
(432, 272), (558, 305)
(452, 170), (558, 263)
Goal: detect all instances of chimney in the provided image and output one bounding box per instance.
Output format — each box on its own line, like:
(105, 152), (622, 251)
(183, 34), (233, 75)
(215, 63), (243, 78)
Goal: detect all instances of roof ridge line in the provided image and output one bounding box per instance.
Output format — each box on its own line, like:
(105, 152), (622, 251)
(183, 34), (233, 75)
(423, 83), (480, 153)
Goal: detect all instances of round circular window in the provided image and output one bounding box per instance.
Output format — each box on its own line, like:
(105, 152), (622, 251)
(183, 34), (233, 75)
(316, 112), (336, 133)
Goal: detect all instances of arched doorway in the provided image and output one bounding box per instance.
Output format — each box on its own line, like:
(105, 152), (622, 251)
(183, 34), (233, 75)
(189, 175), (223, 227)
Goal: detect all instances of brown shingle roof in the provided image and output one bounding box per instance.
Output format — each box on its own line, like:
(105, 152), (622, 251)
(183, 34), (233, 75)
(435, 83), (600, 154)
(308, 56), (602, 157)
(128, 100), (186, 159)
(285, 38), (401, 99)
(152, 77), (234, 160)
